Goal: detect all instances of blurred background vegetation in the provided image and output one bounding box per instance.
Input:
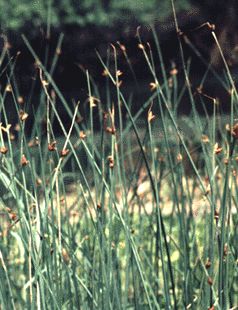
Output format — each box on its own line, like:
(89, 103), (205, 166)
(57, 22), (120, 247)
(0, 0), (191, 32)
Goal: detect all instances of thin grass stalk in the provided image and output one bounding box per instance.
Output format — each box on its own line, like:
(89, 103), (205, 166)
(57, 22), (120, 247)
(147, 113), (172, 308)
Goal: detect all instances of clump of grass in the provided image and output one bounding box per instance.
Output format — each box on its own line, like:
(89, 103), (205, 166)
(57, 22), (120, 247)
(0, 4), (238, 309)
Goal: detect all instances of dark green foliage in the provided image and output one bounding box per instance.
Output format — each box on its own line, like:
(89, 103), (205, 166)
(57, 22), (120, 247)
(0, 0), (191, 33)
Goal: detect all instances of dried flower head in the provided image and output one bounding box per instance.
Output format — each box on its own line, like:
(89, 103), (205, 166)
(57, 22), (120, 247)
(14, 123), (21, 132)
(19, 110), (28, 121)
(28, 137), (39, 147)
(223, 243), (228, 257)
(88, 96), (100, 108)
(223, 158), (229, 165)
(102, 69), (109, 76)
(42, 79), (49, 87)
(138, 43), (145, 50)
(205, 184), (211, 196)
(205, 258), (211, 269)
(159, 156), (165, 163)
(148, 110), (155, 122)
(214, 143), (222, 155)
(9, 212), (17, 221)
(48, 141), (57, 151)
(149, 82), (158, 91)
(177, 153), (183, 162)
(0, 123), (11, 133)
(79, 131), (86, 139)
(106, 126), (116, 135)
(5, 84), (12, 92)
(36, 178), (42, 186)
(116, 70), (123, 77)
(97, 204), (101, 210)
(17, 96), (24, 105)
(108, 155), (114, 168)
(115, 80), (122, 88)
(170, 68), (178, 76)
(214, 209), (219, 220)
(207, 277), (213, 286)
(60, 196), (65, 204)
(226, 123), (238, 139)
(201, 135), (210, 143)
(0, 146), (8, 154)
(119, 43), (126, 52)
(62, 248), (70, 264)
(21, 154), (29, 166)
(60, 149), (70, 157)
(207, 22), (215, 31)
(10, 133), (15, 141)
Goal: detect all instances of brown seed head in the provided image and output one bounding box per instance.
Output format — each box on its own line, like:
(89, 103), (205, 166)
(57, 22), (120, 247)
(19, 110), (28, 121)
(0, 123), (12, 133)
(36, 178), (42, 186)
(214, 143), (222, 155)
(21, 154), (29, 166)
(232, 123), (238, 138)
(10, 133), (15, 141)
(149, 82), (158, 91)
(106, 126), (116, 135)
(42, 80), (49, 87)
(170, 68), (178, 76)
(223, 158), (229, 165)
(214, 209), (219, 220)
(5, 84), (12, 92)
(116, 70), (123, 77)
(9, 212), (17, 221)
(177, 153), (183, 162)
(201, 135), (210, 143)
(88, 96), (100, 107)
(28, 137), (39, 147)
(102, 69), (109, 76)
(119, 43), (126, 52)
(0, 146), (8, 154)
(108, 155), (114, 168)
(48, 141), (57, 151)
(79, 131), (86, 139)
(223, 243), (228, 257)
(17, 96), (24, 105)
(60, 149), (70, 157)
(115, 80), (122, 88)
(148, 110), (155, 122)
(207, 277), (213, 286)
(62, 248), (70, 264)
(226, 123), (238, 139)
(205, 258), (211, 269)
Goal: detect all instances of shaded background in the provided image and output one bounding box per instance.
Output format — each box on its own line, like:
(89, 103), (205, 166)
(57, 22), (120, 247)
(1, 0), (238, 133)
